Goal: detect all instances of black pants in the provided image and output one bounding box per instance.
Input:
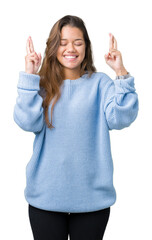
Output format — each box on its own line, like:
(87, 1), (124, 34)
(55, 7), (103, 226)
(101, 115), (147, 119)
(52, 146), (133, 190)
(28, 204), (110, 240)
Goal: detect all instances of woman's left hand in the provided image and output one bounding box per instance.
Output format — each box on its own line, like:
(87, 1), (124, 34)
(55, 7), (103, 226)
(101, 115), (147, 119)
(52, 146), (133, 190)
(104, 33), (128, 76)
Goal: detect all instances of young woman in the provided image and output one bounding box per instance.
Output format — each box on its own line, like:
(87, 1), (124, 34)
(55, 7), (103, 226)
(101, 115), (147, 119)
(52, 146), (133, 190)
(13, 15), (139, 240)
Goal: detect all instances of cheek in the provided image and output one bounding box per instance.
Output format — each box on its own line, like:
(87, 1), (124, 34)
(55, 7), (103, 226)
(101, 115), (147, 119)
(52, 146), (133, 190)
(57, 48), (63, 58)
(79, 46), (85, 54)
(79, 48), (85, 58)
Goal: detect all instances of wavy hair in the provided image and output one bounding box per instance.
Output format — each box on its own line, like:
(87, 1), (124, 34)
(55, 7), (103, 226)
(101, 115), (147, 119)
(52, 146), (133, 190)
(36, 15), (97, 129)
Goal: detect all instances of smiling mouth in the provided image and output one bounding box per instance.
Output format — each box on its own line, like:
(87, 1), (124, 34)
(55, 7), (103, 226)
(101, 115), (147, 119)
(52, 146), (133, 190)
(63, 56), (79, 61)
(64, 55), (78, 59)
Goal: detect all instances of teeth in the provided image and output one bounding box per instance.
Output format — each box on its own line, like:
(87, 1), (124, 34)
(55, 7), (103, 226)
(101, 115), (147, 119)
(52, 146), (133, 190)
(64, 56), (77, 58)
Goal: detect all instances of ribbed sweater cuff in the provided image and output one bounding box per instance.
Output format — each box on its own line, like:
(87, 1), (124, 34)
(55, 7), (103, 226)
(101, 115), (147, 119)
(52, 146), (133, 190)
(17, 71), (40, 90)
(113, 76), (136, 94)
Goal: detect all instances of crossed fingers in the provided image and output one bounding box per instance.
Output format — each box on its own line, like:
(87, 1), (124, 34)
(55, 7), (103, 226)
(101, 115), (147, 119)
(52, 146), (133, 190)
(26, 36), (39, 62)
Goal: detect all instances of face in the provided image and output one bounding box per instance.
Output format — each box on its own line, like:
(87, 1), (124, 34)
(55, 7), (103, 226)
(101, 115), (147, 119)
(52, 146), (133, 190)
(56, 25), (86, 77)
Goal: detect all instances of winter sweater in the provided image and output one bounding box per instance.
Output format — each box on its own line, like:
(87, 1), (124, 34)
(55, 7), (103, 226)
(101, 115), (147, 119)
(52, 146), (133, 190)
(13, 71), (139, 213)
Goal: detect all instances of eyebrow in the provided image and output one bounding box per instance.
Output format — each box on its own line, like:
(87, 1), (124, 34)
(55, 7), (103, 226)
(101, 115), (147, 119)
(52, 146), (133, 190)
(60, 38), (83, 41)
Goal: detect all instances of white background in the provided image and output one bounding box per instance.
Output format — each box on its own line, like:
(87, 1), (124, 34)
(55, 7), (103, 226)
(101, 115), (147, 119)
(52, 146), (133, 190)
(0, 0), (151, 239)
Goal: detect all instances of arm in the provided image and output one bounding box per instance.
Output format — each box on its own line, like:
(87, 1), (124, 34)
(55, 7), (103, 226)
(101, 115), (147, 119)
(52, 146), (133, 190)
(13, 71), (45, 133)
(102, 73), (139, 130)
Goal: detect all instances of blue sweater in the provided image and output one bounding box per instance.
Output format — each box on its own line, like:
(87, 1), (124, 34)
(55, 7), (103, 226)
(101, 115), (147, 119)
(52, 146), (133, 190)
(13, 71), (139, 213)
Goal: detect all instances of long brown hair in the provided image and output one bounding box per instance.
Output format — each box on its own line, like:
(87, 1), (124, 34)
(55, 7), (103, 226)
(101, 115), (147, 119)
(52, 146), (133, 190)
(36, 15), (97, 129)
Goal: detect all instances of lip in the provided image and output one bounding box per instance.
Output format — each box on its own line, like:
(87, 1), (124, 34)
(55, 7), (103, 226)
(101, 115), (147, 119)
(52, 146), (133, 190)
(63, 55), (78, 61)
(63, 55), (78, 57)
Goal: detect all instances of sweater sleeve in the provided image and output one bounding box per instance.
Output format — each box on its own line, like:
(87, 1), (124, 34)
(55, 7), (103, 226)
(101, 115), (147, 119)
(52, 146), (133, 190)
(13, 71), (45, 133)
(102, 73), (139, 130)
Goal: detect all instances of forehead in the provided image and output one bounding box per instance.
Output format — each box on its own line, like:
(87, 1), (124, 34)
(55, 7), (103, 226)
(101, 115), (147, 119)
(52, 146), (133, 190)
(60, 26), (84, 40)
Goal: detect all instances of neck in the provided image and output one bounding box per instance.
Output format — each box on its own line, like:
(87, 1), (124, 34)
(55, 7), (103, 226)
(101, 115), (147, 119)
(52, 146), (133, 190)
(63, 68), (81, 80)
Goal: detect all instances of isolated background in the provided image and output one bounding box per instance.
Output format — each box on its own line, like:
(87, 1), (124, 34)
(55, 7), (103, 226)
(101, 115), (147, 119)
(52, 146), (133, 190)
(0, 0), (151, 239)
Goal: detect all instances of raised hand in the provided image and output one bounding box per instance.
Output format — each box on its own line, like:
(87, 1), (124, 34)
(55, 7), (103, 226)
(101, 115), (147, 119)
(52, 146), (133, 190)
(104, 33), (127, 76)
(25, 36), (42, 74)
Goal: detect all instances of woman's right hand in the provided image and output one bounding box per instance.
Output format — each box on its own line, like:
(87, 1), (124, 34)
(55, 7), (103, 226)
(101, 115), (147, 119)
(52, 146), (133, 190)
(25, 36), (42, 74)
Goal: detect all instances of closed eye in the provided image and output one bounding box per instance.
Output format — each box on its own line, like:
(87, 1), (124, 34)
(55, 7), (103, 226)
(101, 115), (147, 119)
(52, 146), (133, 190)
(60, 43), (83, 46)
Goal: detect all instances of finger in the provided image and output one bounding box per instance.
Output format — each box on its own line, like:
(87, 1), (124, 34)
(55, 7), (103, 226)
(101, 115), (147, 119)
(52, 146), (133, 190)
(110, 52), (116, 59)
(29, 36), (35, 53)
(109, 49), (116, 54)
(26, 53), (39, 62)
(109, 33), (114, 50)
(105, 54), (111, 59)
(37, 53), (41, 59)
(34, 51), (39, 59)
(25, 52), (39, 60)
(110, 51), (121, 60)
(113, 34), (117, 50)
(26, 56), (39, 64)
(109, 50), (120, 57)
(106, 51), (116, 60)
(26, 37), (31, 54)
(109, 33), (117, 50)
(108, 53), (114, 60)
(105, 53), (112, 60)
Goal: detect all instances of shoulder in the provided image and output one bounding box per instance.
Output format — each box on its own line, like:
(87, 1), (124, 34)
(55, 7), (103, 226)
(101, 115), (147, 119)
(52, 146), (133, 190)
(91, 72), (113, 88)
(99, 72), (113, 82)
(84, 71), (113, 90)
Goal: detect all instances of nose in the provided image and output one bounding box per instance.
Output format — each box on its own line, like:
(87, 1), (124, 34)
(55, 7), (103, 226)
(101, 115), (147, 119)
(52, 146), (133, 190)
(67, 43), (76, 52)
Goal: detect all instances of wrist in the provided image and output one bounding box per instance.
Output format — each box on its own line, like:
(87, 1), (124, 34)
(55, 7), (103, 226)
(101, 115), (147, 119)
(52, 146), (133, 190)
(115, 68), (128, 76)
